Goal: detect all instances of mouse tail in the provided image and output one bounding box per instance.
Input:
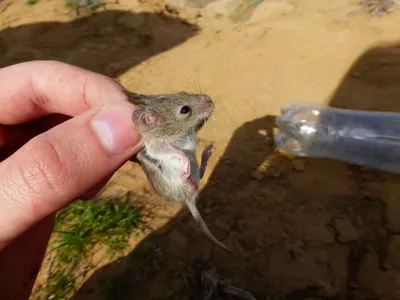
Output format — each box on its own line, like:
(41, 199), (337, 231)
(186, 201), (233, 254)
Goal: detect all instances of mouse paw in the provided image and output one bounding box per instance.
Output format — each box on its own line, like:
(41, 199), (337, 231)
(180, 158), (191, 180)
(180, 172), (190, 180)
(200, 142), (214, 179)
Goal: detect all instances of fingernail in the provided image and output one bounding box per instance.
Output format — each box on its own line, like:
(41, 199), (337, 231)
(91, 104), (141, 155)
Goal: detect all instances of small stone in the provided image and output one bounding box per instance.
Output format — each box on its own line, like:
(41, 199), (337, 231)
(265, 167), (283, 178)
(258, 129), (267, 136)
(352, 71), (363, 77)
(222, 158), (233, 165)
(284, 241), (303, 257)
(138, 33), (153, 44)
(165, 4), (180, 15)
(251, 171), (264, 181)
(292, 159), (306, 172)
(333, 217), (358, 242)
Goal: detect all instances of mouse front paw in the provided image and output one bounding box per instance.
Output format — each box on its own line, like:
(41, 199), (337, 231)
(180, 158), (191, 180)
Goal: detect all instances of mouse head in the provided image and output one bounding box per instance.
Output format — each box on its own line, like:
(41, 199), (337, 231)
(126, 91), (214, 141)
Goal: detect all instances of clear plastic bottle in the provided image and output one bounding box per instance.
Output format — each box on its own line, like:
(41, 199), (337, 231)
(274, 102), (400, 174)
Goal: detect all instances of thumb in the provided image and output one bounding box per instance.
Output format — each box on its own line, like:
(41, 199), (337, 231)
(0, 103), (142, 249)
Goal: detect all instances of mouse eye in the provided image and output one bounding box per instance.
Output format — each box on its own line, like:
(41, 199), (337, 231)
(180, 106), (191, 115)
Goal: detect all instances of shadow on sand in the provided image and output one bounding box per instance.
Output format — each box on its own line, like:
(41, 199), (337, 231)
(0, 9), (199, 77)
(68, 41), (400, 299)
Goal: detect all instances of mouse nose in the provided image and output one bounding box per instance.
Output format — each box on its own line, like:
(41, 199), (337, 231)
(200, 95), (213, 104)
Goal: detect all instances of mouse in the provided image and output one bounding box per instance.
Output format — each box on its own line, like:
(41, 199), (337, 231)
(125, 90), (232, 253)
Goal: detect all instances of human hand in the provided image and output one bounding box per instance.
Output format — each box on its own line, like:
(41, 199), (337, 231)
(0, 60), (142, 299)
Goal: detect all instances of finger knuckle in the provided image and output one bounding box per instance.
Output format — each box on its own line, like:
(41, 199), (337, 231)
(15, 132), (92, 218)
(21, 134), (64, 196)
(13, 135), (66, 218)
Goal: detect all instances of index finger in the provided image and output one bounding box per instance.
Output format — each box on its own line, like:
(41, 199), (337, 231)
(0, 60), (129, 125)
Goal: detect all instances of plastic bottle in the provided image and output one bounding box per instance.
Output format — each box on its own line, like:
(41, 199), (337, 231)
(274, 102), (400, 174)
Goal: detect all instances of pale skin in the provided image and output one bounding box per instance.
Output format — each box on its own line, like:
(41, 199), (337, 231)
(146, 142), (192, 180)
(0, 60), (143, 299)
(144, 140), (212, 193)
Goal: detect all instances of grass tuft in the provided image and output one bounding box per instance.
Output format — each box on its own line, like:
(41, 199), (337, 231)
(37, 198), (141, 300)
(26, 0), (38, 5)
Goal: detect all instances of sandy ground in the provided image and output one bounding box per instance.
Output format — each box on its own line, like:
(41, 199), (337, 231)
(2, 0), (400, 299)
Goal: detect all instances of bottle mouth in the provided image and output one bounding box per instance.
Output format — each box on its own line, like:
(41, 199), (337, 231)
(274, 103), (331, 155)
(274, 132), (305, 155)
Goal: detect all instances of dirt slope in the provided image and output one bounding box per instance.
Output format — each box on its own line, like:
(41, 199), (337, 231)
(2, 0), (400, 299)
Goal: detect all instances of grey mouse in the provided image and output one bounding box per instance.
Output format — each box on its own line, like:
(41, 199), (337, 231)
(125, 91), (232, 253)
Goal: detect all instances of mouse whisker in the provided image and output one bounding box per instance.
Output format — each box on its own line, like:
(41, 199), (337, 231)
(191, 79), (200, 94)
(190, 72), (201, 94)
(192, 68), (202, 94)
(178, 71), (199, 94)
(197, 80), (202, 94)
(213, 127), (220, 141)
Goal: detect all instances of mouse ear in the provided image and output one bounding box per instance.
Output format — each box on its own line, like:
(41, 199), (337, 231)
(139, 110), (157, 126)
(132, 109), (156, 127)
(124, 91), (148, 109)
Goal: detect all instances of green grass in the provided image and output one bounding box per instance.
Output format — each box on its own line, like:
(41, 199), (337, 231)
(25, 0), (38, 5)
(39, 198), (141, 300)
(64, 0), (103, 9)
(64, 0), (74, 8)
(46, 273), (75, 300)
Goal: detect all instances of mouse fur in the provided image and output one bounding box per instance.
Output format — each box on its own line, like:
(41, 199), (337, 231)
(125, 91), (231, 253)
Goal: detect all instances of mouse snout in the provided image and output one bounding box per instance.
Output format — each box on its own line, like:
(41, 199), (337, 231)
(199, 95), (213, 107)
